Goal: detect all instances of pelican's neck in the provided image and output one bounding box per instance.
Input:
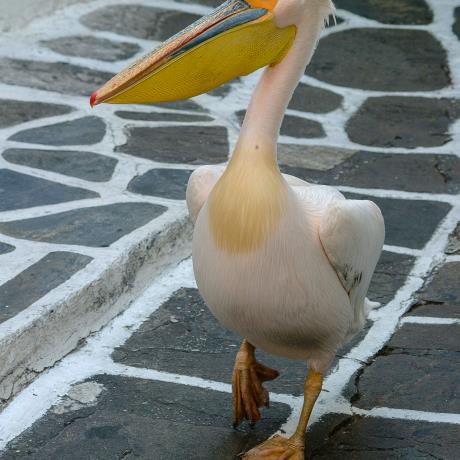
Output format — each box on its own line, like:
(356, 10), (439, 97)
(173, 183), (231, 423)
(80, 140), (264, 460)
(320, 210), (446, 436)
(232, 3), (330, 165)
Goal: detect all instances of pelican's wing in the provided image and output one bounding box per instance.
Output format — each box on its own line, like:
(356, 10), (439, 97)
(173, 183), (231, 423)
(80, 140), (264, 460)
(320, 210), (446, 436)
(186, 165), (225, 222)
(319, 199), (385, 330)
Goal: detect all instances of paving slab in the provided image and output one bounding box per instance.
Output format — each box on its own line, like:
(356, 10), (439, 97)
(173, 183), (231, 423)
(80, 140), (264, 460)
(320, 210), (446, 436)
(367, 251), (415, 305)
(115, 110), (213, 123)
(455, 7), (460, 40)
(445, 222), (460, 255)
(236, 111), (325, 139)
(0, 242), (15, 255)
(408, 262), (460, 318)
(347, 97), (459, 148)
(333, 0), (433, 24)
(3, 375), (290, 460)
(0, 100), (73, 129)
(0, 252), (92, 324)
(112, 287), (310, 396)
(282, 151), (460, 194)
(9, 116), (106, 146)
(0, 203), (167, 247)
(304, 413), (460, 459)
(3, 148), (118, 182)
(81, 5), (201, 41)
(308, 29), (449, 91)
(344, 193), (451, 249)
(349, 323), (460, 413)
(279, 145), (355, 171)
(116, 126), (229, 164)
(152, 100), (208, 112)
(289, 83), (343, 113)
(128, 168), (192, 200)
(42, 36), (141, 62)
(0, 169), (98, 212)
(0, 59), (113, 96)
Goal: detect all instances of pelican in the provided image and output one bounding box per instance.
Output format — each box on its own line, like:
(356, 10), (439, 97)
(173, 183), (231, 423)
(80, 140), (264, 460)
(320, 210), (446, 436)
(91, 0), (385, 457)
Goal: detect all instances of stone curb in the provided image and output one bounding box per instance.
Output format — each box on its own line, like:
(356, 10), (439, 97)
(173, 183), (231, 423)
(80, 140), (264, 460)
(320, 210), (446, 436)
(0, 210), (193, 406)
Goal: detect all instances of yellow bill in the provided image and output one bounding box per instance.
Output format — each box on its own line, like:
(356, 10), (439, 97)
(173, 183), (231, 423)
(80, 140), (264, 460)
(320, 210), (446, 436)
(90, 0), (296, 106)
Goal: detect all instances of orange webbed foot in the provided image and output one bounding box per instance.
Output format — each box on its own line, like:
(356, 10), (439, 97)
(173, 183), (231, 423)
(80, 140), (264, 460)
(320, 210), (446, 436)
(241, 435), (304, 459)
(232, 341), (279, 427)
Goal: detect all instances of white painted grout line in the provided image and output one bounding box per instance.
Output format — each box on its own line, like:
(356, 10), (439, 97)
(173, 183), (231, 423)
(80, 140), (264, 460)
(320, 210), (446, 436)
(107, 363), (300, 408)
(335, 185), (459, 205)
(382, 245), (422, 257)
(352, 406), (460, 426)
(400, 316), (460, 325)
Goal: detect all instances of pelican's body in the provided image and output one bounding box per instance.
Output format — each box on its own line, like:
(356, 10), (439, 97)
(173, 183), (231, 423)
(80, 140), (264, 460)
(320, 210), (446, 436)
(188, 161), (383, 372)
(91, 0), (385, 456)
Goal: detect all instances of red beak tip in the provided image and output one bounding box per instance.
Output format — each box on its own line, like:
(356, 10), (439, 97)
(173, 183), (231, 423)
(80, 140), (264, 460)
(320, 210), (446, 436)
(90, 92), (98, 108)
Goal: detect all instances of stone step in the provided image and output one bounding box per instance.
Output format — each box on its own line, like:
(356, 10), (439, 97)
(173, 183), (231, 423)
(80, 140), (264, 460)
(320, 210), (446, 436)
(0, 212), (192, 407)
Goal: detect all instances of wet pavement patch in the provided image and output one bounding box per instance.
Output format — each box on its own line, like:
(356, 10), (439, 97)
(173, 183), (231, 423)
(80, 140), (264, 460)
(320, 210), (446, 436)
(281, 151), (460, 194)
(308, 28), (450, 91)
(0, 242), (15, 255)
(116, 125), (229, 164)
(347, 97), (459, 148)
(128, 168), (192, 199)
(333, 0), (433, 24)
(115, 110), (213, 123)
(407, 262), (460, 318)
(3, 374), (290, 460)
(349, 323), (460, 413)
(289, 83), (343, 113)
(236, 111), (325, 139)
(42, 36), (141, 62)
(81, 5), (200, 41)
(9, 116), (106, 146)
(0, 252), (92, 324)
(344, 192), (452, 249)
(0, 59), (113, 97)
(0, 203), (167, 247)
(3, 148), (118, 182)
(0, 100), (73, 129)
(368, 251), (415, 305)
(304, 413), (460, 459)
(0, 169), (98, 212)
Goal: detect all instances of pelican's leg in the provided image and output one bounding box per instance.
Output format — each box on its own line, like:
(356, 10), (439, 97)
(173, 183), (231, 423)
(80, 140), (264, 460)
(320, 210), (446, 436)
(242, 369), (323, 459)
(232, 340), (279, 427)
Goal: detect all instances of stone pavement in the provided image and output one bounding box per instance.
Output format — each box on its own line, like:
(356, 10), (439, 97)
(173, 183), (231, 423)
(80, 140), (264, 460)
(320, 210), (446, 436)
(0, 0), (459, 458)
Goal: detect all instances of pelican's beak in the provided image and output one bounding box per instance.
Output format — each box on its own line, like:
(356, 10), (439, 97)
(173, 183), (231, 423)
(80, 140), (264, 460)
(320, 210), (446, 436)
(90, 0), (296, 107)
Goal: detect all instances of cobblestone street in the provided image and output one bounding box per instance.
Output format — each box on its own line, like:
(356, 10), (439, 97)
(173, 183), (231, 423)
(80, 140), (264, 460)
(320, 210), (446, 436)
(0, 0), (459, 458)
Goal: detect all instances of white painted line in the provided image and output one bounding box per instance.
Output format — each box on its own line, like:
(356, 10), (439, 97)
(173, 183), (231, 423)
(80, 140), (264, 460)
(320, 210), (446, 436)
(108, 363), (300, 408)
(353, 406), (460, 425)
(400, 316), (460, 325)
(383, 245), (422, 257)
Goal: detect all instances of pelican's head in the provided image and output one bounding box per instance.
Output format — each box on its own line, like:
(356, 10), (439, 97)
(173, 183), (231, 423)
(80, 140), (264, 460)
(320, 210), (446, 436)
(90, 0), (303, 107)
